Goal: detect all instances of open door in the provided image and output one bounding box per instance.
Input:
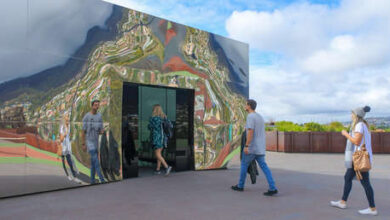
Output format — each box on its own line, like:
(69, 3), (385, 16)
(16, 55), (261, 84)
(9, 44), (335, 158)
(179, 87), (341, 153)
(122, 84), (139, 178)
(122, 83), (194, 178)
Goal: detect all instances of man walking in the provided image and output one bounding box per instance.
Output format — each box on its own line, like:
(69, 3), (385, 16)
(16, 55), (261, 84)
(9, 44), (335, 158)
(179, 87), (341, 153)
(82, 100), (105, 184)
(231, 99), (278, 196)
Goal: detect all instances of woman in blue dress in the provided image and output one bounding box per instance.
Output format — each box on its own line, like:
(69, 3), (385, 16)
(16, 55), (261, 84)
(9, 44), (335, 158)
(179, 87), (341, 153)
(148, 104), (172, 175)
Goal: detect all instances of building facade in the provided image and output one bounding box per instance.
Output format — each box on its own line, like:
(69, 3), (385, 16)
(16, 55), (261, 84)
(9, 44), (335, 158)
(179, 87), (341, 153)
(0, 0), (249, 197)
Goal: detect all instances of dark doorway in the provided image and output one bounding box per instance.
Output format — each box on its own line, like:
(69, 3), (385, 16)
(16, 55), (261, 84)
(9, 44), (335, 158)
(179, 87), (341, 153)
(122, 83), (195, 178)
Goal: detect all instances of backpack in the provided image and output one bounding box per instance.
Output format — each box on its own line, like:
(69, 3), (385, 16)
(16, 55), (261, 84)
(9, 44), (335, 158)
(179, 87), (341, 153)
(162, 118), (174, 138)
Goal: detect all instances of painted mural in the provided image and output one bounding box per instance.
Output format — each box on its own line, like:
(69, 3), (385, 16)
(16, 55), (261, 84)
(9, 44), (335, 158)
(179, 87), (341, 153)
(0, 1), (248, 197)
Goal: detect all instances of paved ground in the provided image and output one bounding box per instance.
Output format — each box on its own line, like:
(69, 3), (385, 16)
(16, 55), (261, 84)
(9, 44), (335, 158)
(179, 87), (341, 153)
(0, 163), (89, 197)
(0, 139), (90, 197)
(0, 152), (389, 220)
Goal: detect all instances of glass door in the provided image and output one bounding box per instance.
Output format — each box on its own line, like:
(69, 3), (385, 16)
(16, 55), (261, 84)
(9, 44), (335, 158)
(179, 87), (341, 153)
(138, 86), (176, 166)
(122, 83), (194, 178)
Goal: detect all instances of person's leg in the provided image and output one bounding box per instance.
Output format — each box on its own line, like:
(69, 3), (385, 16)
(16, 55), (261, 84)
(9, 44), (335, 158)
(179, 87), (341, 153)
(93, 151), (105, 183)
(89, 151), (96, 184)
(341, 168), (355, 202)
(70, 154), (79, 174)
(155, 148), (168, 168)
(61, 155), (69, 177)
(255, 155), (277, 191)
(156, 160), (162, 171)
(154, 148), (162, 170)
(238, 154), (255, 188)
(360, 172), (376, 209)
(65, 154), (76, 177)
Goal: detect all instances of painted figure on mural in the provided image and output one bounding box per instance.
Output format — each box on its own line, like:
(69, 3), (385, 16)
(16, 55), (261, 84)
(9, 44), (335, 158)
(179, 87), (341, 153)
(59, 111), (82, 184)
(82, 100), (106, 184)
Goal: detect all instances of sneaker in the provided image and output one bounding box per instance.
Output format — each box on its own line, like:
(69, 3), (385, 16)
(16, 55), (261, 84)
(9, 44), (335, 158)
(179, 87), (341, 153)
(358, 208), (378, 216)
(73, 177), (82, 184)
(67, 175), (73, 181)
(330, 200), (347, 209)
(263, 189), (278, 196)
(165, 166), (172, 176)
(231, 185), (244, 192)
(154, 170), (161, 175)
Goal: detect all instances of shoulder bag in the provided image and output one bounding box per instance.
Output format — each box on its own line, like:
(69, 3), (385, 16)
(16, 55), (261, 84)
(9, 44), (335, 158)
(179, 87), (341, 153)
(352, 130), (371, 180)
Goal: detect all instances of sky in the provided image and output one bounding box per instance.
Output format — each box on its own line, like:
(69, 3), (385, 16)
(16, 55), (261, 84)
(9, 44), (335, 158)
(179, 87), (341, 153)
(0, 0), (112, 83)
(104, 0), (390, 123)
(1, 0), (389, 123)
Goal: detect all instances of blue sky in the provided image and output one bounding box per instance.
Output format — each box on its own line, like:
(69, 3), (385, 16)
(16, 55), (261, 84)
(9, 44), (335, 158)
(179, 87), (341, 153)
(106, 0), (390, 123)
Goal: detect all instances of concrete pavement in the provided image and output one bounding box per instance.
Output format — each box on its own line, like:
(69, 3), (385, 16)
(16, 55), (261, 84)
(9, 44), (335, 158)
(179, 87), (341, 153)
(0, 152), (389, 220)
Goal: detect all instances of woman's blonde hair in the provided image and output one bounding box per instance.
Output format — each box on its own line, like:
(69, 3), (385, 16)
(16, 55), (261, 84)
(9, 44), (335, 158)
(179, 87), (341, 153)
(152, 104), (166, 118)
(352, 112), (369, 130)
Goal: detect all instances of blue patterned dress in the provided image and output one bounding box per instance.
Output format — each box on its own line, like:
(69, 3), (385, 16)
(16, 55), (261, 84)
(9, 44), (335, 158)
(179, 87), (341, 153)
(148, 116), (165, 149)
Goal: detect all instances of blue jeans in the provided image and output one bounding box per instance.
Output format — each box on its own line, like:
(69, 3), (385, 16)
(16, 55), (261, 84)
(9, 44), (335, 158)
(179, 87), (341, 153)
(238, 154), (276, 190)
(89, 149), (105, 184)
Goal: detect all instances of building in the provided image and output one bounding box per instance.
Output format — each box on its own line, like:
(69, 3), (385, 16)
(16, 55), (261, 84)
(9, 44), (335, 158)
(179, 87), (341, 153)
(0, 0), (249, 198)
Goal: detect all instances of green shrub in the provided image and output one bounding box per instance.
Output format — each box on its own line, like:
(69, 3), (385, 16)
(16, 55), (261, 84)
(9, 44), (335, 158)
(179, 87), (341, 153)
(269, 120), (349, 132)
(274, 121), (304, 132)
(265, 126), (276, 131)
(325, 121), (346, 132)
(303, 122), (326, 132)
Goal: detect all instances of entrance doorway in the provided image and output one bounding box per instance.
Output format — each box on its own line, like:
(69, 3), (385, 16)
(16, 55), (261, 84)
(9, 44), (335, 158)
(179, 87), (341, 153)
(122, 83), (195, 178)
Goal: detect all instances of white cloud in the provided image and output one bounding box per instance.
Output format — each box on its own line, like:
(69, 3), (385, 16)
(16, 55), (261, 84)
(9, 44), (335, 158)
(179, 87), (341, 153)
(0, 0), (112, 83)
(104, 0), (280, 36)
(227, 0), (390, 122)
(103, 0), (150, 14)
(250, 63), (390, 123)
(104, 0), (228, 34)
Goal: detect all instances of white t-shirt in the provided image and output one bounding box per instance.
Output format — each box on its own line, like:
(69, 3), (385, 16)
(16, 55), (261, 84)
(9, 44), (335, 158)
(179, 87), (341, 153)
(353, 122), (373, 164)
(60, 125), (72, 154)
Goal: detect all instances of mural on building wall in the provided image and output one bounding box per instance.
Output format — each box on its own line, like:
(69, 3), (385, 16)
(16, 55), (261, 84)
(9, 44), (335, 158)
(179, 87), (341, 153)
(0, 0), (248, 197)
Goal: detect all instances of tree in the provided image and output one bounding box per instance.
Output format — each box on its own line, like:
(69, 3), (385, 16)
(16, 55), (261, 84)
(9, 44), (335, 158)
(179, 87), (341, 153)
(275, 121), (303, 132)
(303, 122), (325, 132)
(326, 121), (346, 132)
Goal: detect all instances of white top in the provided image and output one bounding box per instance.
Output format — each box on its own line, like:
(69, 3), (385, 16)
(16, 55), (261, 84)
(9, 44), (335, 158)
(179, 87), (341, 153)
(353, 122), (373, 164)
(60, 125), (72, 154)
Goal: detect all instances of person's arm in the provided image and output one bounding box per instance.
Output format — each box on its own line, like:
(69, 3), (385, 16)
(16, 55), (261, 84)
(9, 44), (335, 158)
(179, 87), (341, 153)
(342, 130), (363, 146)
(81, 131), (86, 151)
(81, 115), (87, 151)
(99, 116), (104, 135)
(244, 114), (255, 154)
(244, 129), (254, 154)
(342, 123), (364, 146)
(59, 126), (66, 143)
(246, 129), (254, 147)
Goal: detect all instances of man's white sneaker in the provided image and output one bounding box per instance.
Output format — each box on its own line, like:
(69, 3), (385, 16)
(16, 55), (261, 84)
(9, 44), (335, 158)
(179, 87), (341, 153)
(358, 208), (378, 216)
(67, 175), (73, 181)
(330, 200), (347, 209)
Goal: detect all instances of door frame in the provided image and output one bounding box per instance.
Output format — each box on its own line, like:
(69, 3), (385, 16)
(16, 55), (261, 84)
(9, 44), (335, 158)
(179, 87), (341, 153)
(121, 82), (195, 178)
